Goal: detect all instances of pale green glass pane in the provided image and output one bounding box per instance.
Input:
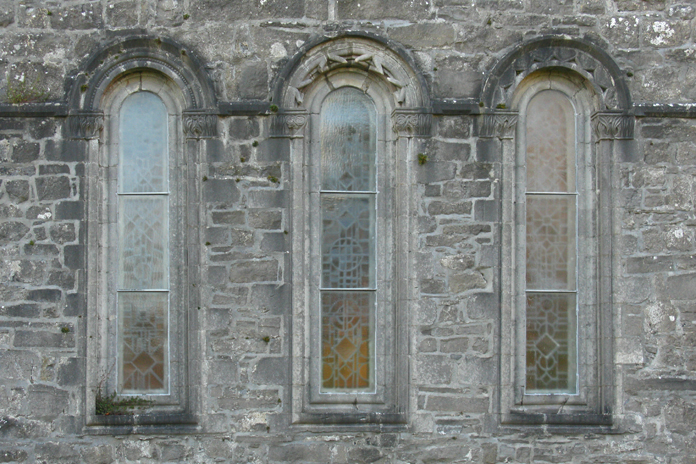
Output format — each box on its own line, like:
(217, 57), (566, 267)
(321, 291), (374, 391)
(119, 292), (168, 393)
(526, 90), (576, 193)
(526, 292), (577, 394)
(119, 92), (168, 193)
(321, 194), (375, 289)
(526, 195), (576, 291)
(118, 196), (169, 290)
(320, 87), (377, 192)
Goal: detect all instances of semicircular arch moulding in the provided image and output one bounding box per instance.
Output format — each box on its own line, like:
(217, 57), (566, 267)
(481, 37), (631, 112)
(278, 35), (429, 111)
(69, 36), (217, 113)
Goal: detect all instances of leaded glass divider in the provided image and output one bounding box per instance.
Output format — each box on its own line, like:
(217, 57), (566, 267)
(319, 87), (377, 392)
(525, 90), (578, 394)
(117, 91), (169, 394)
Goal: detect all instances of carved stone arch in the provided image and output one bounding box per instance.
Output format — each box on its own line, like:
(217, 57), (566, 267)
(66, 36), (217, 139)
(481, 36), (631, 112)
(275, 33), (429, 110)
(273, 34), (430, 137)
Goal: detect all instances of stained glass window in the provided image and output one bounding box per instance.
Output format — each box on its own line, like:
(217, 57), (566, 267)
(319, 87), (377, 391)
(525, 90), (577, 394)
(117, 91), (169, 394)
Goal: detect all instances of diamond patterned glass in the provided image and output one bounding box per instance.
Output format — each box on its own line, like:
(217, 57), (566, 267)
(119, 292), (168, 392)
(319, 87), (377, 392)
(526, 90), (575, 193)
(525, 90), (578, 394)
(526, 293), (577, 393)
(320, 87), (376, 192)
(118, 196), (168, 290)
(119, 92), (168, 193)
(321, 292), (373, 390)
(321, 195), (375, 289)
(526, 195), (576, 291)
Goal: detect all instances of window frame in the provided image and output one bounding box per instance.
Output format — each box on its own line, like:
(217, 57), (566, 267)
(306, 73), (395, 408)
(500, 70), (612, 426)
(85, 71), (197, 428)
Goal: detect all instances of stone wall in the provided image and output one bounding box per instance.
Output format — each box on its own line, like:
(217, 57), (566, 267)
(0, 0), (695, 463)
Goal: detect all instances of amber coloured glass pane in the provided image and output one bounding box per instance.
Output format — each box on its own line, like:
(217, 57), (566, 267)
(525, 195), (576, 291)
(321, 292), (373, 390)
(526, 90), (575, 193)
(119, 292), (168, 393)
(320, 87), (376, 192)
(526, 293), (577, 393)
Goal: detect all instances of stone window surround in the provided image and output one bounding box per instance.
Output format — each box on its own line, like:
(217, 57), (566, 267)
(491, 69), (629, 427)
(276, 37), (431, 427)
(75, 38), (214, 432)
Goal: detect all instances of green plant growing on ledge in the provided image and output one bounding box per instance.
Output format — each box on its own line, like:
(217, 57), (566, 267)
(418, 153), (428, 165)
(95, 391), (151, 416)
(6, 74), (49, 104)
(94, 365), (151, 415)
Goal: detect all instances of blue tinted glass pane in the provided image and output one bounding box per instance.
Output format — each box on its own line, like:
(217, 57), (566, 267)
(119, 92), (168, 193)
(320, 87), (377, 192)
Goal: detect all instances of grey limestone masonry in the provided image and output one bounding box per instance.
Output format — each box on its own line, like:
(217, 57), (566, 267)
(0, 0), (695, 463)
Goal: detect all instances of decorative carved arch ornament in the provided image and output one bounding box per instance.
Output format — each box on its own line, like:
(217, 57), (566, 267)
(273, 35), (431, 138)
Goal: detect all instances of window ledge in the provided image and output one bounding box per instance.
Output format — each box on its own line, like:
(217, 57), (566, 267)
(85, 412), (199, 434)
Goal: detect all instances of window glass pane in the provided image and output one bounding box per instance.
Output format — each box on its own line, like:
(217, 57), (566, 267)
(118, 196), (169, 290)
(119, 291), (168, 393)
(320, 87), (377, 192)
(321, 195), (375, 289)
(526, 90), (575, 193)
(321, 291), (374, 391)
(119, 92), (168, 193)
(526, 195), (576, 291)
(526, 293), (577, 394)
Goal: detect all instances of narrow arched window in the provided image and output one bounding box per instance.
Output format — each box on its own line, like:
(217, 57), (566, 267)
(319, 87), (377, 391)
(524, 90), (577, 394)
(117, 91), (170, 393)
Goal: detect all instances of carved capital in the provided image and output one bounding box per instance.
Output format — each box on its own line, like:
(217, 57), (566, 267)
(392, 108), (432, 138)
(68, 111), (104, 140)
(183, 110), (218, 139)
(591, 112), (634, 140)
(270, 109), (309, 138)
(478, 112), (518, 139)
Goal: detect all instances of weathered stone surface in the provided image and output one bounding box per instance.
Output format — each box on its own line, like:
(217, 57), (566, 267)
(35, 176), (71, 201)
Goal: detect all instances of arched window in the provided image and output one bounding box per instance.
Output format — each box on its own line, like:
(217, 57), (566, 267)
(281, 38), (428, 424)
(499, 70), (612, 425)
(90, 72), (193, 419)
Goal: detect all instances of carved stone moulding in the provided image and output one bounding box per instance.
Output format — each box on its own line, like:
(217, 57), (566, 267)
(182, 110), (218, 139)
(591, 112), (634, 140)
(270, 109), (309, 138)
(283, 37), (426, 111)
(68, 111), (104, 140)
(392, 108), (432, 138)
(478, 112), (518, 139)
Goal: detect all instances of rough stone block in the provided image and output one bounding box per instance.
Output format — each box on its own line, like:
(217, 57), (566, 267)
(0, 221), (29, 241)
(205, 179), (240, 204)
(11, 141), (39, 163)
(389, 23), (456, 48)
(35, 176), (71, 201)
(26, 288), (61, 302)
(228, 259), (278, 283)
(5, 180), (30, 202)
(14, 330), (74, 348)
